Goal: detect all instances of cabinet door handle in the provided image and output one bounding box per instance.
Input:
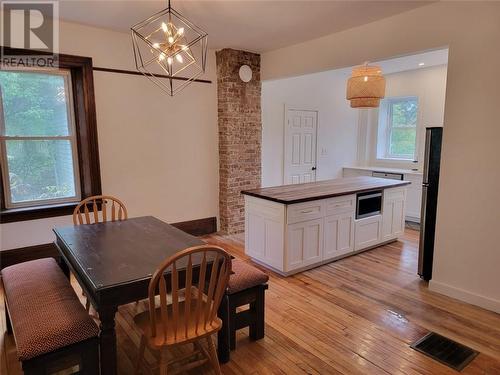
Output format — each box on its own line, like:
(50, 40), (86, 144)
(300, 209), (314, 214)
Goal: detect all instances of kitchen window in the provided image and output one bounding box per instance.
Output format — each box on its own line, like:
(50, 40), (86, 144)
(377, 97), (418, 160)
(0, 48), (101, 223)
(0, 70), (81, 208)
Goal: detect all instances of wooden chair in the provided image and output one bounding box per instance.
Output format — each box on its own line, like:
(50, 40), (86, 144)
(72, 195), (128, 225)
(133, 245), (232, 375)
(73, 195), (128, 311)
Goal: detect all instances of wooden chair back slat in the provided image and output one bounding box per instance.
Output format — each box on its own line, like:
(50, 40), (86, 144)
(204, 253), (220, 328)
(195, 253), (207, 334)
(83, 204), (91, 223)
(72, 195), (128, 225)
(102, 199), (107, 222)
(184, 255), (193, 338)
(148, 245), (231, 344)
(111, 200), (116, 221)
(158, 276), (169, 339)
(210, 260), (229, 323)
(171, 262), (179, 340)
(92, 201), (98, 223)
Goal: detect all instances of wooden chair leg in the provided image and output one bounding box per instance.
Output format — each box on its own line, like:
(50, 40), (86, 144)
(135, 335), (146, 375)
(249, 286), (265, 341)
(206, 335), (222, 375)
(159, 347), (168, 375)
(217, 294), (230, 364)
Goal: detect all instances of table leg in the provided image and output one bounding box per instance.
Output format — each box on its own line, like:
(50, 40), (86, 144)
(98, 306), (118, 375)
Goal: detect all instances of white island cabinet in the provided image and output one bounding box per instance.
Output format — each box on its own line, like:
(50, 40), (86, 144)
(243, 177), (409, 276)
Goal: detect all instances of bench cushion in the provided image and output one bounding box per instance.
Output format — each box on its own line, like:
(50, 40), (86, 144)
(2, 258), (99, 361)
(227, 259), (269, 295)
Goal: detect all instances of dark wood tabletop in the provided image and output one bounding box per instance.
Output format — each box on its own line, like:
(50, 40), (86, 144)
(53, 216), (205, 375)
(53, 216), (204, 291)
(241, 176), (411, 204)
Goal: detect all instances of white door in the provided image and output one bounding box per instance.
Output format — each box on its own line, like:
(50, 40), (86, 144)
(284, 109), (318, 185)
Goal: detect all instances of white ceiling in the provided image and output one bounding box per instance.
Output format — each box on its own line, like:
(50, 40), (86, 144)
(376, 48), (449, 74)
(59, 0), (433, 52)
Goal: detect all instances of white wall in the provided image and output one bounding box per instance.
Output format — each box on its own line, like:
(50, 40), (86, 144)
(262, 2), (500, 313)
(262, 68), (358, 187)
(358, 65), (448, 170)
(0, 20), (219, 250)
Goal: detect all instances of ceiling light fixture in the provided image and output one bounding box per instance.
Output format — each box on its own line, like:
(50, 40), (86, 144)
(346, 63), (386, 108)
(131, 0), (208, 96)
(419, 62), (425, 66)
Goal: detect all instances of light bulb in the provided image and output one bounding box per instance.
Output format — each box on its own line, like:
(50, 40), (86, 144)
(364, 76), (368, 82)
(178, 27), (184, 36)
(161, 22), (168, 33)
(168, 36), (174, 44)
(152, 43), (160, 49)
(176, 54), (183, 63)
(158, 53), (165, 61)
(167, 56), (173, 65)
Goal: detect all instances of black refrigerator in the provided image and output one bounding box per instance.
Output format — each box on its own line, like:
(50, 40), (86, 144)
(418, 127), (443, 281)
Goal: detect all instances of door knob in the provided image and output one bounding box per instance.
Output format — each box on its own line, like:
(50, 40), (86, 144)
(311, 166), (317, 171)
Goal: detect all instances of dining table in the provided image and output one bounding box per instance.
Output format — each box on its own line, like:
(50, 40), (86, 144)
(53, 215), (224, 375)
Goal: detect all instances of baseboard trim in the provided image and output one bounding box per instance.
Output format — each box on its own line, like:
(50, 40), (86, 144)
(1, 243), (59, 270)
(429, 280), (500, 314)
(1, 217), (217, 269)
(171, 216), (217, 236)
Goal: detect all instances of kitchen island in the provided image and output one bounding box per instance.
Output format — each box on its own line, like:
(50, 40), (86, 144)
(241, 176), (410, 275)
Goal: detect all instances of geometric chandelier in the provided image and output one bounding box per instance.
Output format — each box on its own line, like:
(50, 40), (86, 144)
(346, 63), (386, 108)
(131, 0), (208, 96)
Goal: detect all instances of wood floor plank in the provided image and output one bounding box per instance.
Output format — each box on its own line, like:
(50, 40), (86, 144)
(2, 228), (500, 374)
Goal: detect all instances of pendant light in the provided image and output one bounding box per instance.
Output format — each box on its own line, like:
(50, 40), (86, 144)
(131, 0), (208, 96)
(346, 63), (386, 108)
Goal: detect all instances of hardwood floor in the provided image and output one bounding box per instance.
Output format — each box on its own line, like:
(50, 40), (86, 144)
(2, 229), (500, 374)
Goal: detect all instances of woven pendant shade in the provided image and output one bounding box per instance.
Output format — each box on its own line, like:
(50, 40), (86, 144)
(346, 65), (386, 108)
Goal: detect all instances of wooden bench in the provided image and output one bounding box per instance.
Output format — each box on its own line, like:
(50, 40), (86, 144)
(217, 259), (269, 363)
(2, 258), (99, 375)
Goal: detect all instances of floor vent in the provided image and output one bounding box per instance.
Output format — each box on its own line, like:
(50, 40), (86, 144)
(410, 332), (478, 371)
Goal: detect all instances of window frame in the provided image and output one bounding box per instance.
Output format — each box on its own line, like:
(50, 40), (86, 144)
(384, 96), (419, 161)
(0, 68), (83, 209)
(0, 47), (102, 223)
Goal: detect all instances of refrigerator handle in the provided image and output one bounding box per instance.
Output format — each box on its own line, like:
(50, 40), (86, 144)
(422, 129), (432, 185)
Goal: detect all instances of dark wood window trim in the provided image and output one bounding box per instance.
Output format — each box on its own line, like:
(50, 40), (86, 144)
(0, 47), (101, 223)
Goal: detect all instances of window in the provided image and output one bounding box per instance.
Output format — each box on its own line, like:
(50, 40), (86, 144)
(0, 48), (101, 223)
(377, 97), (418, 160)
(0, 70), (81, 208)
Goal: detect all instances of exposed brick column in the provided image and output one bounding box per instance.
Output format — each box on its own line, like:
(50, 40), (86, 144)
(216, 49), (261, 234)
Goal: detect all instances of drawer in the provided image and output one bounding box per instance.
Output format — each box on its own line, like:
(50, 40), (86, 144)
(287, 200), (325, 224)
(326, 195), (355, 216)
(384, 188), (406, 202)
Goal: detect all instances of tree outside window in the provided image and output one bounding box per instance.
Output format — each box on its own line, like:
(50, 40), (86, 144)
(385, 97), (418, 160)
(0, 70), (81, 208)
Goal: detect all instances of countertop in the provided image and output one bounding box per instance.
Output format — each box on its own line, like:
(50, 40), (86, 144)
(242, 176), (411, 204)
(344, 166), (423, 176)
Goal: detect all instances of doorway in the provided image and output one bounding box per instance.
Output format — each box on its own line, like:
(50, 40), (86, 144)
(284, 107), (318, 185)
